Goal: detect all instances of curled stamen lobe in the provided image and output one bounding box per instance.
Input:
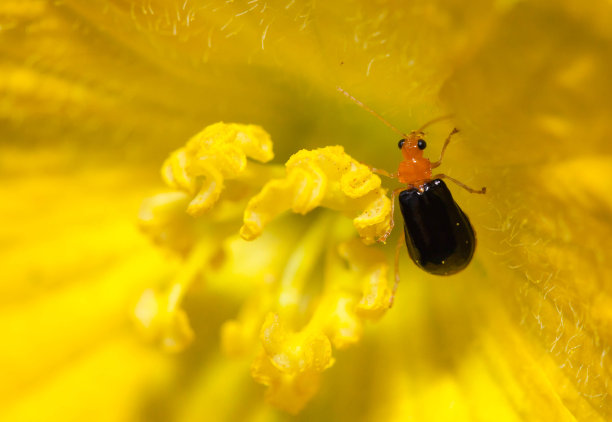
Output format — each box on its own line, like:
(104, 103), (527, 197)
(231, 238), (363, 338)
(162, 122), (274, 216)
(241, 146), (392, 244)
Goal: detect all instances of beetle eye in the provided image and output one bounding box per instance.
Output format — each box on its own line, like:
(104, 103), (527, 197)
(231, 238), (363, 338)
(398, 139), (406, 149)
(417, 139), (427, 150)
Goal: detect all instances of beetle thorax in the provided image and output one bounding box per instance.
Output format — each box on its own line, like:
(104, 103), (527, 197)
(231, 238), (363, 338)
(398, 157), (432, 185)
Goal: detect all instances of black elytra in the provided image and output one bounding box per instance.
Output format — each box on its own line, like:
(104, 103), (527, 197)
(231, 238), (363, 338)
(398, 179), (476, 275)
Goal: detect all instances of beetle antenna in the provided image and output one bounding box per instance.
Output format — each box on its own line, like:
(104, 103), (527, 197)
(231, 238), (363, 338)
(337, 86), (408, 138)
(418, 114), (455, 131)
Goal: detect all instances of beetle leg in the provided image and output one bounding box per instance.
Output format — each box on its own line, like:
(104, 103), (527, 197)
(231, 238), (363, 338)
(389, 233), (405, 308)
(433, 173), (486, 194)
(431, 128), (459, 169)
(377, 187), (405, 243)
(369, 166), (398, 179)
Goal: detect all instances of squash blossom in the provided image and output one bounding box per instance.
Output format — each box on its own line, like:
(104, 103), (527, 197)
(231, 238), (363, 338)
(2, 1), (612, 421)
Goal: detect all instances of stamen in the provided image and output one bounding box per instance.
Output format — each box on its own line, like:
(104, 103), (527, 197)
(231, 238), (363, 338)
(132, 240), (215, 352)
(240, 146), (392, 244)
(139, 122), (400, 413)
(162, 122), (274, 216)
(277, 213), (334, 316)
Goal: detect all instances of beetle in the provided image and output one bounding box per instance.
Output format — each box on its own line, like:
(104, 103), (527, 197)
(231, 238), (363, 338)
(337, 87), (486, 306)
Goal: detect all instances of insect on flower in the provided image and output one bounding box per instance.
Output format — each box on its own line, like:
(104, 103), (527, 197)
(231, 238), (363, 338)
(338, 87), (486, 306)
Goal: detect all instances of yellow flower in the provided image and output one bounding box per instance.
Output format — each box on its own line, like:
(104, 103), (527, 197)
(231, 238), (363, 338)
(2, 1), (612, 421)
(138, 123), (392, 411)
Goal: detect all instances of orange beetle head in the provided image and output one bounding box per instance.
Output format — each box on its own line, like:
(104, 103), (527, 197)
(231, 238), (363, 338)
(398, 130), (427, 160)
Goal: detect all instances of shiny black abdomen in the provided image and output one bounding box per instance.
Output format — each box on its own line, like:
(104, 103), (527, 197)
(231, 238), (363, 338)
(398, 179), (476, 275)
